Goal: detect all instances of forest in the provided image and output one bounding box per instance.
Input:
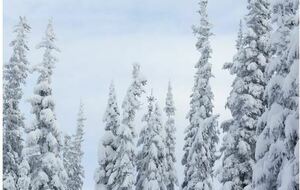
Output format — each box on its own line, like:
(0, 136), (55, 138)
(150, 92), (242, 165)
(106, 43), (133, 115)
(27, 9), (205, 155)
(3, 0), (299, 190)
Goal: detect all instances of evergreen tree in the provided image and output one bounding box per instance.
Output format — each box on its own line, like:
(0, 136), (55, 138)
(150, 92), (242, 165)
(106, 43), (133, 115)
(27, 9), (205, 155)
(253, 0), (299, 189)
(164, 82), (178, 190)
(219, 0), (271, 189)
(182, 0), (219, 189)
(16, 156), (30, 190)
(136, 92), (167, 190)
(25, 20), (67, 190)
(95, 82), (121, 190)
(71, 101), (86, 190)
(218, 21), (243, 190)
(63, 102), (85, 190)
(3, 16), (30, 190)
(108, 64), (147, 190)
(63, 135), (73, 189)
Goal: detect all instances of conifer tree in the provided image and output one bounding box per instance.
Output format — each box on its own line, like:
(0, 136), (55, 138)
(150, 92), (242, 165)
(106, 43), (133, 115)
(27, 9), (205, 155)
(71, 101), (86, 190)
(63, 135), (73, 189)
(136, 92), (167, 190)
(16, 156), (30, 190)
(63, 102), (85, 190)
(25, 20), (67, 190)
(108, 64), (147, 190)
(94, 82), (120, 190)
(3, 16), (30, 190)
(181, 0), (219, 189)
(219, 21), (245, 190)
(164, 82), (178, 190)
(219, 0), (271, 189)
(253, 0), (299, 189)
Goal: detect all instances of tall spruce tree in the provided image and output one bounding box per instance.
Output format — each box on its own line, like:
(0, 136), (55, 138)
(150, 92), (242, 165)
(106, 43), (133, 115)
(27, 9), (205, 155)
(136, 92), (167, 190)
(164, 82), (178, 190)
(218, 21), (244, 190)
(63, 102), (86, 190)
(219, 21), (244, 190)
(219, 0), (271, 189)
(70, 102), (86, 190)
(25, 20), (67, 190)
(181, 0), (219, 189)
(253, 0), (299, 189)
(107, 64), (147, 190)
(95, 82), (121, 190)
(3, 16), (31, 190)
(63, 135), (73, 189)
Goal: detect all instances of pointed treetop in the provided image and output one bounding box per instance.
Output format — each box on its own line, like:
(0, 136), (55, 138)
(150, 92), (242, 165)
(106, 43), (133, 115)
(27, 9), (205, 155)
(36, 19), (59, 52)
(107, 80), (118, 105)
(108, 80), (117, 96)
(132, 63), (140, 78)
(15, 16), (31, 33)
(46, 19), (56, 41)
(132, 63), (147, 85)
(168, 81), (172, 91)
(6, 15), (31, 82)
(196, 0), (211, 28)
(34, 19), (60, 83)
(198, 0), (208, 10)
(9, 16), (30, 58)
(165, 81), (175, 116)
(104, 80), (119, 118)
(78, 100), (86, 122)
(110, 80), (115, 88)
(103, 80), (120, 129)
(168, 81), (173, 95)
(192, 0), (212, 67)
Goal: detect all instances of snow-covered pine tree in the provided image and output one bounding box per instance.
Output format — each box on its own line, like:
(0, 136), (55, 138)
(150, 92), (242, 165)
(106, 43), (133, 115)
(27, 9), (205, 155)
(63, 135), (73, 189)
(70, 101), (86, 190)
(253, 0), (299, 189)
(94, 82), (121, 190)
(63, 102), (85, 190)
(25, 20), (67, 190)
(107, 64), (147, 190)
(181, 0), (219, 189)
(16, 156), (30, 190)
(3, 16), (30, 190)
(218, 21), (244, 190)
(164, 82), (178, 190)
(282, 4), (299, 187)
(220, 0), (271, 189)
(136, 92), (167, 190)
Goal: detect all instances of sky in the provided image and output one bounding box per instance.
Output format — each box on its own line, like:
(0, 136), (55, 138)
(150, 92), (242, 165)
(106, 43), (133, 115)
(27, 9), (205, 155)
(4, 0), (247, 189)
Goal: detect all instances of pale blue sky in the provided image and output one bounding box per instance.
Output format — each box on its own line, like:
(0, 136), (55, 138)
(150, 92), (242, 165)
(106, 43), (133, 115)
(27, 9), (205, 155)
(4, 0), (247, 189)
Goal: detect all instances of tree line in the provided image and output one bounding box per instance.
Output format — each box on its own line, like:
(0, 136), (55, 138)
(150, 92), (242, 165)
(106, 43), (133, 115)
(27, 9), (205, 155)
(3, 0), (299, 190)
